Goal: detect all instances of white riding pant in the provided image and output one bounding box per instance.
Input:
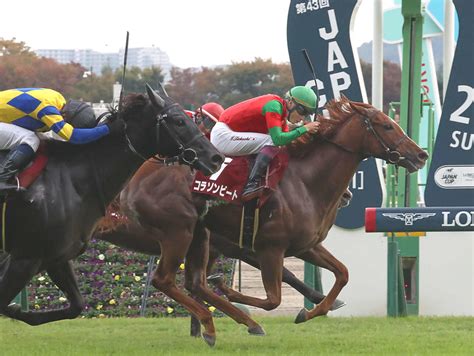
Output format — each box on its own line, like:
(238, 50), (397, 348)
(210, 122), (274, 156)
(0, 123), (40, 151)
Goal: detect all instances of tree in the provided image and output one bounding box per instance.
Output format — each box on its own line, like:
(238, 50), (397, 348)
(359, 59), (402, 113)
(0, 38), (36, 57)
(0, 38), (86, 95)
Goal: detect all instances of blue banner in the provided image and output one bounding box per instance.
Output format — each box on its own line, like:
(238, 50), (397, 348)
(287, 0), (383, 229)
(425, 0), (474, 206)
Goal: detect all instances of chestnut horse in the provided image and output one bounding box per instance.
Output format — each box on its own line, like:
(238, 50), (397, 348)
(101, 97), (428, 344)
(0, 84), (223, 326)
(95, 213), (347, 309)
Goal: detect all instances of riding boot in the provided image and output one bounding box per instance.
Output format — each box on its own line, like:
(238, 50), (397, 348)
(241, 146), (280, 202)
(0, 144), (35, 193)
(338, 188), (353, 209)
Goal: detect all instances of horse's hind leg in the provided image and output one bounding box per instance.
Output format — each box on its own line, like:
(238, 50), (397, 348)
(294, 244), (349, 324)
(3, 260), (84, 325)
(0, 255), (41, 321)
(185, 223), (265, 336)
(209, 246), (285, 311)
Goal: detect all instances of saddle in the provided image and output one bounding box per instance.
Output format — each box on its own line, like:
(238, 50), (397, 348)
(191, 148), (289, 250)
(0, 144), (48, 194)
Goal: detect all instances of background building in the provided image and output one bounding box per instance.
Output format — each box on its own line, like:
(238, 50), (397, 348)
(35, 47), (172, 79)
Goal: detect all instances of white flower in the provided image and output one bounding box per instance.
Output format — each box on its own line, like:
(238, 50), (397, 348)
(37, 276), (46, 282)
(98, 254), (105, 261)
(59, 297), (67, 302)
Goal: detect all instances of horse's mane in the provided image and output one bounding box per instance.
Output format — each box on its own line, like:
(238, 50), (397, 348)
(45, 93), (149, 156)
(287, 96), (363, 158)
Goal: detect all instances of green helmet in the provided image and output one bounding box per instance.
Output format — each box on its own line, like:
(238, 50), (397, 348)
(287, 86), (318, 114)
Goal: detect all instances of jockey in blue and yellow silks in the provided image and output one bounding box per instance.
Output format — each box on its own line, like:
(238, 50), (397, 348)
(0, 88), (123, 193)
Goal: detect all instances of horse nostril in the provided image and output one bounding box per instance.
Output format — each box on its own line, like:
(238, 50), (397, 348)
(212, 154), (224, 165)
(419, 151), (429, 160)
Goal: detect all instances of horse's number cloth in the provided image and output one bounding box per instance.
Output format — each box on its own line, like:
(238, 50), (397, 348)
(191, 149), (289, 207)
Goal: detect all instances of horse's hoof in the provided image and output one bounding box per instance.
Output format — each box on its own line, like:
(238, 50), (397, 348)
(202, 333), (216, 347)
(207, 274), (223, 285)
(330, 299), (346, 311)
(294, 308), (308, 324)
(248, 324), (266, 336)
(5, 303), (21, 318)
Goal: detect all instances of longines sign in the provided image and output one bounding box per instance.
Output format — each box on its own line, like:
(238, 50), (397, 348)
(365, 207), (474, 232)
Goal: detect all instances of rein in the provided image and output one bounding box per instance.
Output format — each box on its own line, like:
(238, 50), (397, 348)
(322, 110), (407, 164)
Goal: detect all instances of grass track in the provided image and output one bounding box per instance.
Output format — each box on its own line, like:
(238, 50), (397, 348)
(0, 316), (472, 355)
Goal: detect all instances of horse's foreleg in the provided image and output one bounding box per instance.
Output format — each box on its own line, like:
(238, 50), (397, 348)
(152, 236), (217, 347)
(0, 255), (41, 322)
(281, 266), (345, 310)
(294, 244), (348, 324)
(209, 232), (344, 310)
(185, 223), (265, 336)
(209, 247), (285, 311)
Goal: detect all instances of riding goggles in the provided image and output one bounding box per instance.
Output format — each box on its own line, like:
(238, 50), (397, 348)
(293, 101), (315, 117)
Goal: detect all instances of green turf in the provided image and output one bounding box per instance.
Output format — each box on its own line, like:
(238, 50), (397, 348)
(0, 316), (472, 355)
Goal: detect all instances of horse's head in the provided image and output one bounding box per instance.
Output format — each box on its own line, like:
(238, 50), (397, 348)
(348, 101), (428, 172)
(118, 84), (223, 176)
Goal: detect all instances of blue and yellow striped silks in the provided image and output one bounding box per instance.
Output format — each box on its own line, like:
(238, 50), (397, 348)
(0, 88), (110, 144)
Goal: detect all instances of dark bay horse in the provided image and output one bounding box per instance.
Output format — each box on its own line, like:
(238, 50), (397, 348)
(0, 84), (223, 327)
(97, 97), (428, 337)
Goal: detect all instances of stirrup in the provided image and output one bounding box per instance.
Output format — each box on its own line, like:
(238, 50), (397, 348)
(0, 178), (25, 194)
(241, 187), (264, 202)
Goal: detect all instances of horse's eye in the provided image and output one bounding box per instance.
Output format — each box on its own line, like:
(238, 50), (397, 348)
(383, 123), (393, 130)
(177, 119), (186, 126)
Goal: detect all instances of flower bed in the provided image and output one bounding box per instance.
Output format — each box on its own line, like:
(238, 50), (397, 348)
(27, 239), (235, 318)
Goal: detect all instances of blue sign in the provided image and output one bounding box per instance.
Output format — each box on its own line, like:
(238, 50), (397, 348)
(425, 0), (474, 207)
(287, 0), (383, 229)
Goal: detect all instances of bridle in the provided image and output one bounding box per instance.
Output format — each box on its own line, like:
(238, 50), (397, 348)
(125, 102), (204, 166)
(324, 109), (407, 164)
(359, 111), (408, 163)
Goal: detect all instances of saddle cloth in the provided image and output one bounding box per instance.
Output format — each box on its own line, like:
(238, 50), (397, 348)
(191, 148), (289, 208)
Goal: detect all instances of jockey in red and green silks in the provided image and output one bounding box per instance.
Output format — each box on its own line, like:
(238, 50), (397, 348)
(210, 86), (320, 201)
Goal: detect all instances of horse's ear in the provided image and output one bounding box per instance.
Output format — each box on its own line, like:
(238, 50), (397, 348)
(146, 83), (166, 109)
(157, 82), (169, 97)
(349, 101), (370, 117)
